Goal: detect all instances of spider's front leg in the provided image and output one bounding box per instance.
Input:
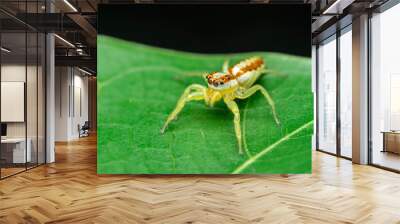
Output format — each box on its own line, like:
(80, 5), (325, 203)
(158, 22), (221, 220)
(222, 59), (230, 73)
(235, 84), (280, 125)
(224, 98), (243, 154)
(160, 84), (206, 134)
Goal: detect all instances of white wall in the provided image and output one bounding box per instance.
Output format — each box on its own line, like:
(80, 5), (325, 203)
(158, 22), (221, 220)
(1, 65), (26, 135)
(55, 67), (70, 141)
(72, 73), (89, 138)
(1, 65), (36, 138)
(55, 67), (89, 141)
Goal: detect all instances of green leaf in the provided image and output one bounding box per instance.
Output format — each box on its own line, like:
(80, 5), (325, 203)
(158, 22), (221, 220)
(97, 35), (313, 174)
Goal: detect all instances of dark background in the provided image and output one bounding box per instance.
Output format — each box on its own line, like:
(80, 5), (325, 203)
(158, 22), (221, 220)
(98, 4), (311, 57)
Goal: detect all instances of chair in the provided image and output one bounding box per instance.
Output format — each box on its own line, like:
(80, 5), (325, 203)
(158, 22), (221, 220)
(79, 121), (90, 138)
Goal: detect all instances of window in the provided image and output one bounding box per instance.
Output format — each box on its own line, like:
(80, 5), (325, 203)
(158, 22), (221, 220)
(0, 2), (46, 179)
(317, 35), (337, 154)
(370, 3), (400, 171)
(339, 27), (352, 158)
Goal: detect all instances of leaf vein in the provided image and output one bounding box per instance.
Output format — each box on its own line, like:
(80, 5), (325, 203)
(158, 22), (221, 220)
(232, 120), (313, 174)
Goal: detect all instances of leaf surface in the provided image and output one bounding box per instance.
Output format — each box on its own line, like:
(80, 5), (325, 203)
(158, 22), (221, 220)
(98, 35), (313, 174)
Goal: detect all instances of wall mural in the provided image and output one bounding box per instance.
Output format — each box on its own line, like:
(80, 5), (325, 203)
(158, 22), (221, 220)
(97, 4), (313, 174)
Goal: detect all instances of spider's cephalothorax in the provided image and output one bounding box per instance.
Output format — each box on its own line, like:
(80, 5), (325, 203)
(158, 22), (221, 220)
(161, 56), (280, 154)
(206, 72), (237, 90)
(204, 72), (238, 106)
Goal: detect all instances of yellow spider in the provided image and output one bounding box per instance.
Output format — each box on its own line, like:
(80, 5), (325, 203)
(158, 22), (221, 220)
(160, 56), (280, 154)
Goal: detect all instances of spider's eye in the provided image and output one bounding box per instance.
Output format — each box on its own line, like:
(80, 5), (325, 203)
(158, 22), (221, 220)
(219, 81), (224, 85)
(213, 82), (218, 87)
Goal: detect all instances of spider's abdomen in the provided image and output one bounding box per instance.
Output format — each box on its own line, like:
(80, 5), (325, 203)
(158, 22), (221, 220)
(229, 57), (265, 86)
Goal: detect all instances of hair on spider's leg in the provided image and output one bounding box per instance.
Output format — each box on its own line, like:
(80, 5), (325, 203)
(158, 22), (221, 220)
(224, 98), (243, 154)
(234, 84), (280, 126)
(160, 84), (206, 134)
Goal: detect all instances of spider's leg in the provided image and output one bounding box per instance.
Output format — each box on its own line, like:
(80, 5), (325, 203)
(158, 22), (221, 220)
(262, 69), (286, 77)
(222, 59), (230, 73)
(201, 73), (209, 83)
(224, 98), (243, 154)
(161, 84), (205, 134)
(235, 84), (280, 125)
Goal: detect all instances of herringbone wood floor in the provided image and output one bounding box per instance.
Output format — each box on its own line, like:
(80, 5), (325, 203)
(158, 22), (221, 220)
(1, 135), (400, 224)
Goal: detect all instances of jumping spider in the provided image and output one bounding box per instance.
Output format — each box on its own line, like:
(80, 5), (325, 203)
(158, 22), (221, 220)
(161, 56), (280, 154)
